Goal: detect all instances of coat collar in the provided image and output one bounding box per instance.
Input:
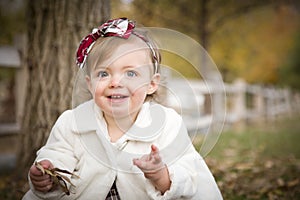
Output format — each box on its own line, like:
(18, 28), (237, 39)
(73, 100), (167, 142)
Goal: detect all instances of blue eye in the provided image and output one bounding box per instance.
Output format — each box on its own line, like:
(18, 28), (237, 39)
(126, 70), (137, 77)
(98, 71), (109, 78)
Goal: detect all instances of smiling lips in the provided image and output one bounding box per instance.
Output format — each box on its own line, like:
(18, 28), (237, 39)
(107, 94), (129, 103)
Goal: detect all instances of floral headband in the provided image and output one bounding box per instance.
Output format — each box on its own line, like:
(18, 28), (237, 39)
(76, 17), (159, 73)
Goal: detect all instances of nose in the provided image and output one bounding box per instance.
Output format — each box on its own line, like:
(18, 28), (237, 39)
(109, 75), (123, 88)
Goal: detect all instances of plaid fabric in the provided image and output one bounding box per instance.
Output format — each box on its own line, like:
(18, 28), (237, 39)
(105, 180), (121, 200)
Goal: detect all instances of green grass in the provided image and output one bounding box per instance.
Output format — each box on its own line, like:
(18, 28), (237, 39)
(193, 115), (300, 199)
(208, 116), (300, 160)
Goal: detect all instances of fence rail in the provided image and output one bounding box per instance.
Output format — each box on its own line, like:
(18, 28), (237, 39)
(165, 78), (300, 133)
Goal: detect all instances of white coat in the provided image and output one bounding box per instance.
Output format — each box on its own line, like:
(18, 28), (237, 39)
(23, 100), (222, 200)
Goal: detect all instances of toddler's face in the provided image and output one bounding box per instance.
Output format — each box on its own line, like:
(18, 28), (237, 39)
(86, 43), (160, 121)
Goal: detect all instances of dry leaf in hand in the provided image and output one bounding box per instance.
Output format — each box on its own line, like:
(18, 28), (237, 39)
(35, 162), (80, 195)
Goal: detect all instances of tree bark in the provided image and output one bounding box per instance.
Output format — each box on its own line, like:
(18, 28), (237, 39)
(17, 0), (110, 178)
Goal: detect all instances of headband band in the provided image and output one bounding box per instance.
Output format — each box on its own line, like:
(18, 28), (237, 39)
(76, 17), (159, 73)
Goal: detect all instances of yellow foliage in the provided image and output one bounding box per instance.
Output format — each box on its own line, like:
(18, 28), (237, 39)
(161, 51), (202, 79)
(111, 1), (300, 83)
(210, 5), (300, 83)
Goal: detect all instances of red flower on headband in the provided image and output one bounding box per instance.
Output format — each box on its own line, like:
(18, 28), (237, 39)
(76, 17), (135, 68)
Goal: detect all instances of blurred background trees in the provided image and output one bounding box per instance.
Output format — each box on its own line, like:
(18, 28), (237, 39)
(112, 0), (300, 84)
(279, 30), (300, 90)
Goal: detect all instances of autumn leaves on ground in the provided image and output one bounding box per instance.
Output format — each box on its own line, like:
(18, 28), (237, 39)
(196, 116), (300, 200)
(1, 116), (300, 200)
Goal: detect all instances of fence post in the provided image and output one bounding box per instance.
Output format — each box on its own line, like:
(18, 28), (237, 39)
(283, 88), (292, 118)
(253, 85), (264, 121)
(232, 79), (247, 123)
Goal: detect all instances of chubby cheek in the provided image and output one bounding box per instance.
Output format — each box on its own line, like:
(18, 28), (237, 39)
(91, 82), (106, 104)
(129, 85), (149, 104)
(93, 88), (102, 99)
(127, 78), (150, 93)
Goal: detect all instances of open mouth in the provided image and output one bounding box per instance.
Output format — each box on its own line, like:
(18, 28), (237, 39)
(107, 95), (129, 99)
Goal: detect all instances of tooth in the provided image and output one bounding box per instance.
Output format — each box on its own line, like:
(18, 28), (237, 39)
(111, 95), (123, 99)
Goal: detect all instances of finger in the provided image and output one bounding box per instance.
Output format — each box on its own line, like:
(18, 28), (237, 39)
(136, 154), (150, 162)
(31, 177), (53, 189)
(151, 144), (159, 153)
(135, 158), (161, 172)
(34, 184), (53, 193)
(150, 145), (161, 161)
(30, 174), (51, 182)
(133, 159), (148, 170)
(31, 177), (53, 187)
(39, 160), (54, 169)
(132, 158), (138, 165)
(31, 160), (54, 176)
(151, 153), (162, 164)
(30, 165), (44, 176)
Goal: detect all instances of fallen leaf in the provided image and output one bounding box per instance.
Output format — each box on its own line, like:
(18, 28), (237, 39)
(276, 178), (285, 187)
(264, 160), (274, 169)
(287, 179), (299, 187)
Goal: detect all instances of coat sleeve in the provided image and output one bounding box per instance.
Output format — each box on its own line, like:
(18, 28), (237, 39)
(168, 148), (223, 199)
(36, 110), (78, 170)
(145, 107), (223, 200)
(25, 110), (79, 199)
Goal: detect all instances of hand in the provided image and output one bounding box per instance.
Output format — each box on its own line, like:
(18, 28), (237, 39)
(133, 145), (171, 193)
(133, 144), (164, 178)
(29, 160), (54, 193)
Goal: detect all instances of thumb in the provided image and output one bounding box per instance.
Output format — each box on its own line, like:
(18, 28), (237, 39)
(39, 160), (53, 169)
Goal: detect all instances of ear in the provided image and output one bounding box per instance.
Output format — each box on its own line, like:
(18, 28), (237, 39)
(147, 73), (160, 95)
(85, 75), (93, 93)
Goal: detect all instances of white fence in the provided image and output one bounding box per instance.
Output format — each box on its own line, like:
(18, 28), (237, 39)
(165, 78), (300, 133)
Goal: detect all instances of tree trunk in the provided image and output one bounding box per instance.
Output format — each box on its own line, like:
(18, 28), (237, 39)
(198, 0), (212, 114)
(199, 0), (209, 50)
(17, 0), (110, 178)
